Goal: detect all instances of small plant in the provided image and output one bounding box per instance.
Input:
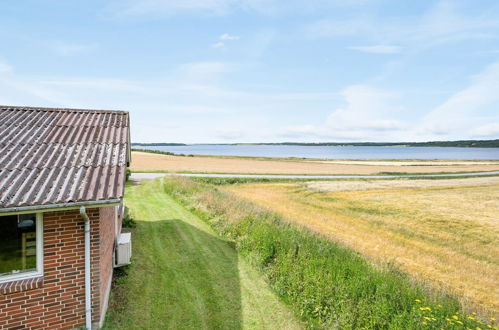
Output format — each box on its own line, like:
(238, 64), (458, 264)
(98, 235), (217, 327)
(122, 205), (136, 228)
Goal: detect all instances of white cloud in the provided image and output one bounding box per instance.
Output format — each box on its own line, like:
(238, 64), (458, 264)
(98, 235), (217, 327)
(212, 33), (240, 48)
(106, 0), (235, 18)
(307, 1), (499, 51)
(210, 33), (240, 49)
(307, 18), (372, 38)
(179, 61), (234, 77)
(419, 61), (499, 136)
(53, 42), (98, 56)
(220, 33), (240, 40)
(279, 85), (406, 141)
(0, 60), (13, 74)
(211, 41), (225, 48)
(325, 85), (405, 130)
(2, 53), (497, 143)
(348, 45), (402, 54)
(105, 0), (375, 18)
(216, 128), (246, 139)
(470, 123), (499, 137)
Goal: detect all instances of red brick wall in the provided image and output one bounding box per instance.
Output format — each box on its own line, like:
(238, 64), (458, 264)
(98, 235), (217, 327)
(0, 207), (114, 329)
(98, 206), (116, 321)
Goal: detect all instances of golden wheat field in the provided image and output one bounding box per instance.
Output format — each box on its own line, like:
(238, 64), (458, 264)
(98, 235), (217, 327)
(131, 151), (499, 175)
(223, 178), (499, 316)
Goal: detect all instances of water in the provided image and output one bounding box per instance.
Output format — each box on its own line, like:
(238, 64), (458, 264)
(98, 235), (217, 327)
(135, 144), (499, 160)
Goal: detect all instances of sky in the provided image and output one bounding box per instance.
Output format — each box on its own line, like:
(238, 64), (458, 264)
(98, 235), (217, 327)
(1, 0), (499, 143)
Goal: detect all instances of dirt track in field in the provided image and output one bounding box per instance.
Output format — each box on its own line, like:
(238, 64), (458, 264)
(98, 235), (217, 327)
(307, 176), (499, 192)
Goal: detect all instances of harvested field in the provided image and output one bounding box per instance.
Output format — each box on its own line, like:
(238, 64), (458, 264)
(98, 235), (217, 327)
(307, 176), (499, 192)
(131, 151), (499, 175)
(223, 181), (499, 316)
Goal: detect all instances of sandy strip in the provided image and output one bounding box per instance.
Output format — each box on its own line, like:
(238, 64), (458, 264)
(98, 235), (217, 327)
(131, 152), (499, 175)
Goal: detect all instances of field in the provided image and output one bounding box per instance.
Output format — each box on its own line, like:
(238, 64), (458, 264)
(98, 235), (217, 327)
(130, 151), (499, 175)
(104, 179), (302, 329)
(105, 169), (499, 328)
(162, 176), (498, 328)
(223, 177), (499, 317)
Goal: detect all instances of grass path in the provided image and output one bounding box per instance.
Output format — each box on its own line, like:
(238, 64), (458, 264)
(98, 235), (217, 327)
(104, 178), (302, 330)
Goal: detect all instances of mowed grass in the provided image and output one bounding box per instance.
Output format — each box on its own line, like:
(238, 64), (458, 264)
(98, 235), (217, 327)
(103, 179), (302, 330)
(223, 181), (499, 317)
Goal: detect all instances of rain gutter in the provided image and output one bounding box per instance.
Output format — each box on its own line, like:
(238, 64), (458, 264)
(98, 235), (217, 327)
(0, 199), (121, 216)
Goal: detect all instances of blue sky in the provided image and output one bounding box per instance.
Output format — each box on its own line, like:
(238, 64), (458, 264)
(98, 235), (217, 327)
(1, 0), (499, 143)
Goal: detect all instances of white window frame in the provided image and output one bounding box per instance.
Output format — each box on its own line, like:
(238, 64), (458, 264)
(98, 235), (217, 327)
(0, 212), (44, 283)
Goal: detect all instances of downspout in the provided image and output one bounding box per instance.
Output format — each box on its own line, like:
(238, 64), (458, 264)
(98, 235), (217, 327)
(80, 206), (92, 330)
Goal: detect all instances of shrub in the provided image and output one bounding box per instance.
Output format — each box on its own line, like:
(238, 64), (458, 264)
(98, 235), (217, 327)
(122, 205), (136, 228)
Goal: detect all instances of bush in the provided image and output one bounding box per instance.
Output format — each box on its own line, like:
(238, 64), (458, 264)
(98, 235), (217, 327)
(122, 205), (136, 228)
(163, 177), (498, 329)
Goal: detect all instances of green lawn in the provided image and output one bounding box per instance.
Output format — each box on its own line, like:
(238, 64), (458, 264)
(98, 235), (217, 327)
(103, 178), (302, 330)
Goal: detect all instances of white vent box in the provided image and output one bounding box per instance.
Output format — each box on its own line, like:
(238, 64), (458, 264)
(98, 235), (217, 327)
(115, 232), (132, 267)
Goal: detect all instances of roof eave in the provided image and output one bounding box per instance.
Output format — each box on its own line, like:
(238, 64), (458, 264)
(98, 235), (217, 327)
(0, 198), (122, 216)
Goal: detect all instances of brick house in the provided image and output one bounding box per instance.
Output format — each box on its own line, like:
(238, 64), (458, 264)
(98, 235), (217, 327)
(0, 106), (131, 329)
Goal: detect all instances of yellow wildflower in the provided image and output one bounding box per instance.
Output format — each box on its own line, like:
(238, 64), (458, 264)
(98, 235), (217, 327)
(453, 315), (459, 320)
(415, 299), (422, 303)
(490, 318), (496, 321)
(469, 316), (476, 320)
(422, 321), (428, 325)
(456, 321), (463, 325)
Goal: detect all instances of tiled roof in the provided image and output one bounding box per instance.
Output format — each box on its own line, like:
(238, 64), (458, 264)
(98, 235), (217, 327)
(0, 106), (130, 210)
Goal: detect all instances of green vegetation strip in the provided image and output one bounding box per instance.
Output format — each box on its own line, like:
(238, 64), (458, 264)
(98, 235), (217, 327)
(131, 139), (499, 148)
(188, 174), (499, 185)
(163, 177), (498, 329)
(104, 180), (302, 330)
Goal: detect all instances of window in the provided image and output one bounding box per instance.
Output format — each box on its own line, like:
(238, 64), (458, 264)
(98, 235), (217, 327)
(0, 213), (43, 282)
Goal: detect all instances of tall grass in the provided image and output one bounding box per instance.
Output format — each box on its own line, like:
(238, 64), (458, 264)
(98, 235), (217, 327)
(163, 177), (498, 329)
